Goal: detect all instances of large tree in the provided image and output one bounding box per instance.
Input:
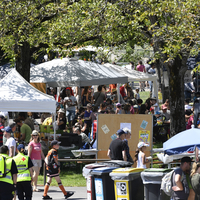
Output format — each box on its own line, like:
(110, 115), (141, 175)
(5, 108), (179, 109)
(61, 0), (200, 136)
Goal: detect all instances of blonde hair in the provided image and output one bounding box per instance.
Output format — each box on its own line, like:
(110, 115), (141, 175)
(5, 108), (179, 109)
(191, 162), (200, 177)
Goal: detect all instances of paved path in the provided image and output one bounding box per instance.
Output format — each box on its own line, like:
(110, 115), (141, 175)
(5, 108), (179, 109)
(32, 186), (87, 200)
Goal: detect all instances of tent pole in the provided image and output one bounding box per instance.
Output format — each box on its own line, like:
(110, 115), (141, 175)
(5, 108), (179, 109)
(56, 87), (61, 102)
(53, 113), (56, 140)
(117, 83), (120, 103)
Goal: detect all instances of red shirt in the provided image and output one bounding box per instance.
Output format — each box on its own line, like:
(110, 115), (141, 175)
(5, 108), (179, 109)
(120, 86), (126, 97)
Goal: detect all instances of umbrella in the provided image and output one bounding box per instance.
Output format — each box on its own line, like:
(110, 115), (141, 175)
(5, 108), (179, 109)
(163, 126), (200, 155)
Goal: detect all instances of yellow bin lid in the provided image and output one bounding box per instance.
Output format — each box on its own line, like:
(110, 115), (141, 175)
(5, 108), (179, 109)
(112, 168), (144, 173)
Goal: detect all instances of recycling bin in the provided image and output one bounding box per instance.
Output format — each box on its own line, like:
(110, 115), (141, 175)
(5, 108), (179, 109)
(83, 163), (106, 200)
(91, 167), (117, 200)
(109, 168), (144, 200)
(141, 168), (172, 200)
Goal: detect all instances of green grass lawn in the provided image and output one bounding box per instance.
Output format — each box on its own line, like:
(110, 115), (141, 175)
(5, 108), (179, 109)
(38, 171), (86, 187)
(38, 165), (87, 187)
(140, 90), (151, 102)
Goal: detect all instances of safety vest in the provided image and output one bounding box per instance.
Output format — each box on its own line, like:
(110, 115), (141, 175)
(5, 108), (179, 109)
(0, 154), (13, 185)
(13, 153), (31, 182)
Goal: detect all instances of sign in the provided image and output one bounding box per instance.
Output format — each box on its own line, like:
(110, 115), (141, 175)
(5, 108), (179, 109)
(116, 182), (127, 195)
(139, 130), (150, 145)
(101, 124), (110, 134)
(140, 120), (148, 129)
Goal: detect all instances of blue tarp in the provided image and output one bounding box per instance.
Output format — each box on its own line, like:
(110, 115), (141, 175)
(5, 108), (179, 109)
(163, 127), (200, 155)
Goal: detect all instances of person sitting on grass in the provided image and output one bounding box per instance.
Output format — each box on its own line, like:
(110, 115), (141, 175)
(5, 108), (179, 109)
(43, 140), (74, 199)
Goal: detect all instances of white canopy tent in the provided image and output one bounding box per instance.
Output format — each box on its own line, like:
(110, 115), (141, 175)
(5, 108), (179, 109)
(0, 69), (57, 138)
(0, 69), (56, 113)
(30, 58), (128, 87)
(104, 63), (158, 99)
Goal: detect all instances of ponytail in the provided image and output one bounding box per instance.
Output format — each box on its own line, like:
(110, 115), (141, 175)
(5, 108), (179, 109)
(134, 148), (140, 162)
(191, 162), (200, 177)
(19, 148), (25, 154)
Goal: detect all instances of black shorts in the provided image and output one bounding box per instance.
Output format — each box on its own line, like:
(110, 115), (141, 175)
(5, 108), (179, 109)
(46, 168), (59, 178)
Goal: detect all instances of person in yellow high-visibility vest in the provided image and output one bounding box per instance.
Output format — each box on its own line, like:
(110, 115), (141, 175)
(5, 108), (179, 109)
(0, 145), (18, 200)
(14, 144), (33, 200)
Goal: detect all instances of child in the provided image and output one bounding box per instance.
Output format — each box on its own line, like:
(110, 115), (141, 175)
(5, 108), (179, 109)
(135, 88), (140, 99)
(43, 140), (74, 199)
(134, 142), (150, 169)
(115, 103), (122, 114)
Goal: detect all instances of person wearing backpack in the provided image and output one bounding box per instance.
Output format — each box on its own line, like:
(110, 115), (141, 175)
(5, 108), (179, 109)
(43, 140), (74, 199)
(171, 157), (192, 200)
(0, 145), (18, 200)
(13, 144), (33, 200)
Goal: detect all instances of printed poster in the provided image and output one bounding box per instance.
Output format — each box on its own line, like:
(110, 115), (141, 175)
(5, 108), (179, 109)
(120, 123), (131, 130)
(139, 130), (150, 145)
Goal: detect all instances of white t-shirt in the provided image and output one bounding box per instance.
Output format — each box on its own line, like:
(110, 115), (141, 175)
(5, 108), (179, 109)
(64, 96), (77, 111)
(5, 137), (16, 157)
(153, 102), (160, 112)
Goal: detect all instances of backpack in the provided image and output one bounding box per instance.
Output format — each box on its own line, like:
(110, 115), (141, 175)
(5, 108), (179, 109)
(0, 155), (6, 178)
(160, 170), (174, 196)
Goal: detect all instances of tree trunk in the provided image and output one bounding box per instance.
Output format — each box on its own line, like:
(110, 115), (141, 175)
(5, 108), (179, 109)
(167, 56), (187, 136)
(15, 41), (31, 82)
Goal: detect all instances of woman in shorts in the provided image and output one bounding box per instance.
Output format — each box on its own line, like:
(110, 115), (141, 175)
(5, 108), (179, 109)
(28, 130), (46, 192)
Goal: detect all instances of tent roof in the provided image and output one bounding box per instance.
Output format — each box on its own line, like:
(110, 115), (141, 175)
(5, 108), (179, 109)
(30, 58), (128, 87)
(104, 63), (157, 82)
(0, 69), (56, 113)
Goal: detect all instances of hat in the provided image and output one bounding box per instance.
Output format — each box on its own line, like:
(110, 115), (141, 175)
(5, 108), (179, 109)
(31, 130), (39, 136)
(137, 142), (149, 149)
(116, 129), (125, 136)
(0, 115), (5, 120)
(181, 156), (192, 163)
(51, 140), (61, 147)
(123, 127), (131, 134)
(155, 111), (161, 115)
(112, 88), (117, 93)
(17, 144), (25, 151)
(2, 126), (12, 133)
(58, 108), (65, 113)
(150, 97), (157, 101)
(133, 105), (139, 109)
(87, 103), (92, 107)
(116, 103), (121, 107)
(162, 106), (168, 110)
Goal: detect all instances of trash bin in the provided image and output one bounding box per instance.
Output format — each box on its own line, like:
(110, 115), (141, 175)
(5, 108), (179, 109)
(141, 168), (172, 200)
(109, 168), (144, 200)
(91, 167), (117, 200)
(83, 163), (106, 200)
(98, 160), (133, 168)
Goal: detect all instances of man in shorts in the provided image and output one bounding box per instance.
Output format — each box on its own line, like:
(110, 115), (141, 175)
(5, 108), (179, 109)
(43, 140), (74, 199)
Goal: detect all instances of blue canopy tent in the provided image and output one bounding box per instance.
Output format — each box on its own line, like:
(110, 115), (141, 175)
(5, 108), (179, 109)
(163, 126), (200, 155)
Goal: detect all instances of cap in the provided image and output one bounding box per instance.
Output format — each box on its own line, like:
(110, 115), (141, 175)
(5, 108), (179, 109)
(51, 140), (61, 147)
(2, 126), (12, 133)
(87, 103), (92, 107)
(138, 142), (149, 149)
(116, 103), (121, 107)
(58, 108), (65, 113)
(17, 144), (25, 151)
(0, 115), (5, 120)
(181, 156), (192, 163)
(31, 130), (39, 136)
(116, 129), (125, 136)
(133, 105), (139, 109)
(155, 111), (161, 115)
(123, 127), (131, 134)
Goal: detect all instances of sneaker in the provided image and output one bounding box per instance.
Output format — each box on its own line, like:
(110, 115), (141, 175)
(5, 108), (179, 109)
(64, 192), (74, 199)
(42, 195), (52, 199)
